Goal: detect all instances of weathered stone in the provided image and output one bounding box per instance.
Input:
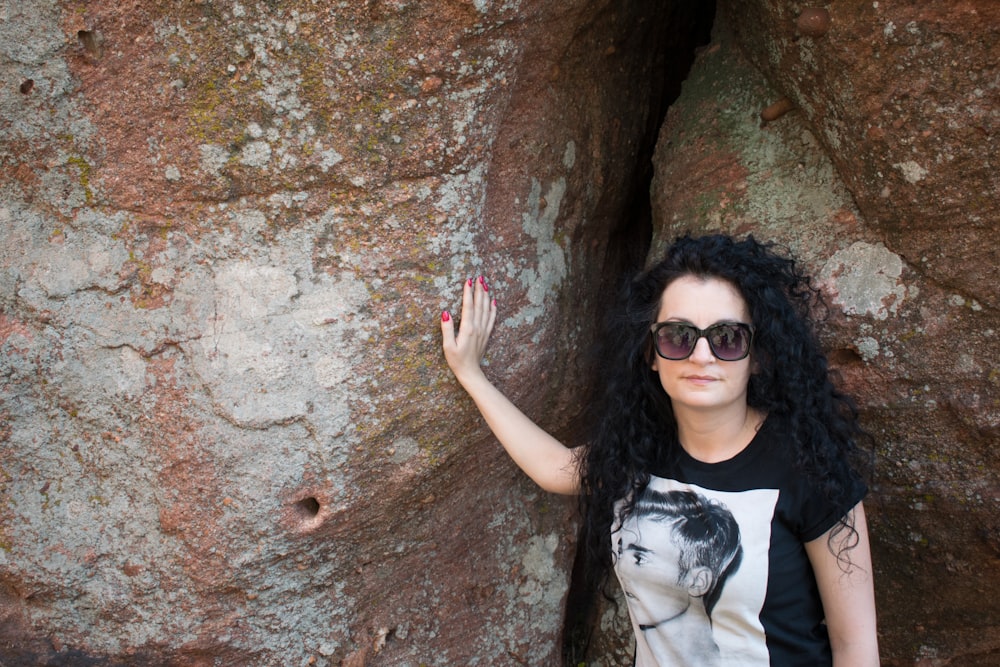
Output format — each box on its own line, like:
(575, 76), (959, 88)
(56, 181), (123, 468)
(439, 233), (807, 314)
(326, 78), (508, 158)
(3, 0), (997, 665)
(0, 0), (707, 664)
(723, 0), (1000, 311)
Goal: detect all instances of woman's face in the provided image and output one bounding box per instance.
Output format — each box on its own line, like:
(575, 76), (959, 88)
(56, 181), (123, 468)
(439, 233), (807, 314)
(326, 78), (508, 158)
(651, 276), (754, 416)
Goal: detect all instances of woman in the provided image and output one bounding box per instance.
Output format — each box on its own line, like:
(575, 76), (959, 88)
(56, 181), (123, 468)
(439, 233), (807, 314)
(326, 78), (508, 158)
(440, 234), (878, 666)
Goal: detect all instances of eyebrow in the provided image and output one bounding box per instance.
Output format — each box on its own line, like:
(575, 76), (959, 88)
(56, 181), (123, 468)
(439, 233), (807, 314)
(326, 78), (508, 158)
(660, 318), (748, 326)
(626, 542), (652, 554)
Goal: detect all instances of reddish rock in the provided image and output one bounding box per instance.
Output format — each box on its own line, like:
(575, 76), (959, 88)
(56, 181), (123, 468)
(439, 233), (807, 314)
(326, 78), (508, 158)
(0, 0), (708, 664)
(724, 0), (1000, 310)
(759, 95), (795, 123)
(2, 0), (996, 665)
(796, 7), (831, 37)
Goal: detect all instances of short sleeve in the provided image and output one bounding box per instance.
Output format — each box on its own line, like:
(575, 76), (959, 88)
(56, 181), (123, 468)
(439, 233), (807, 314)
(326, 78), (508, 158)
(798, 473), (867, 543)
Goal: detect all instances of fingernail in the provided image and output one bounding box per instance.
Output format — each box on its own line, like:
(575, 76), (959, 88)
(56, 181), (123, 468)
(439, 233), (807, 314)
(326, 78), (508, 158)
(491, 298), (497, 307)
(467, 278), (473, 288)
(441, 311), (450, 322)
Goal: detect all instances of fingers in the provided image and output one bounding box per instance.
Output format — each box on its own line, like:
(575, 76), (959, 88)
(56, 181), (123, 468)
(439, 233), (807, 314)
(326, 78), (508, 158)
(468, 276), (494, 331)
(440, 306), (455, 345)
(461, 277), (476, 326)
(454, 276), (492, 329)
(441, 275), (496, 353)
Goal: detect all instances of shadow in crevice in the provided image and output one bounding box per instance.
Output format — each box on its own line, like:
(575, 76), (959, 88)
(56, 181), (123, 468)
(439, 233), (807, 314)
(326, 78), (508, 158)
(562, 1), (717, 664)
(598, 0), (718, 296)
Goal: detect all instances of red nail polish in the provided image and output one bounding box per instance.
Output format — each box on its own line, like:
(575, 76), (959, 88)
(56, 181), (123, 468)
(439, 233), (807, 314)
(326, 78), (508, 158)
(467, 278), (473, 288)
(441, 311), (450, 322)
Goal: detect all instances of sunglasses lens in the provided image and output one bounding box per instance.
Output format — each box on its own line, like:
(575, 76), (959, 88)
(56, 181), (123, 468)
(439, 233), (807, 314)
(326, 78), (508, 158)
(708, 324), (751, 361)
(654, 324), (699, 360)
(652, 323), (752, 361)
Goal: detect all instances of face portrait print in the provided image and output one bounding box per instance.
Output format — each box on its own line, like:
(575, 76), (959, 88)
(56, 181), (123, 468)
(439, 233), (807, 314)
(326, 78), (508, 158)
(614, 488), (743, 667)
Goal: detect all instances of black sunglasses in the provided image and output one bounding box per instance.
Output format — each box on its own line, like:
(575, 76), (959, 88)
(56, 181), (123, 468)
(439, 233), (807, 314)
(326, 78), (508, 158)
(650, 322), (754, 361)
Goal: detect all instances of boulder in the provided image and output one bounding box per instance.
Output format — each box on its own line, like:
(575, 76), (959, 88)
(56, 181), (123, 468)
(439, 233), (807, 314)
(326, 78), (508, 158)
(2, 0), (997, 664)
(0, 0), (711, 664)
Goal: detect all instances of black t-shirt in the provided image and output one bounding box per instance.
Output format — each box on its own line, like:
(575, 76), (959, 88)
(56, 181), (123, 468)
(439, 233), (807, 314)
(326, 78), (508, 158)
(612, 416), (867, 667)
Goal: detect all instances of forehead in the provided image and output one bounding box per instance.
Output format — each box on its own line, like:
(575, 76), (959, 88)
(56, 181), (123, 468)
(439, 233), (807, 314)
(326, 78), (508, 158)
(623, 516), (685, 555)
(656, 275), (750, 324)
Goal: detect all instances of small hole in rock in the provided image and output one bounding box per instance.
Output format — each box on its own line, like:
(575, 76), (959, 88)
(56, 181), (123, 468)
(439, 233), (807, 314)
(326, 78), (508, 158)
(296, 496), (321, 518)
(828, 348), (863, 366)
(77, 30), (102, 58)
(20, 79), (34, 94)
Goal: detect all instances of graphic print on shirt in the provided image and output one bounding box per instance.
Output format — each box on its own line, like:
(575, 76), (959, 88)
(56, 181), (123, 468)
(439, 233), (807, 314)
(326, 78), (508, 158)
(613, 477), (778, 667)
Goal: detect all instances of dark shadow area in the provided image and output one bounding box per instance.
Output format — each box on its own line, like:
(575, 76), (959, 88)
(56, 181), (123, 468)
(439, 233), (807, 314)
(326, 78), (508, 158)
(598, 0), (717, 297)
(562, 2), (717, 664)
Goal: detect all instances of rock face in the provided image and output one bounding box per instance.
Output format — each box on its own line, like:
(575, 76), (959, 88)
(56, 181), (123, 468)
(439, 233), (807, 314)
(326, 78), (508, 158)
(1, 1), (997, 666)
(724, 0), (1000, 311)
(0, 0), (712, 664)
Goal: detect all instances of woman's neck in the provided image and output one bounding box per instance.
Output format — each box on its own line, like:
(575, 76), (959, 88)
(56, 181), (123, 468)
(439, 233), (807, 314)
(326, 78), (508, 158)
(674, 404), (765, 464)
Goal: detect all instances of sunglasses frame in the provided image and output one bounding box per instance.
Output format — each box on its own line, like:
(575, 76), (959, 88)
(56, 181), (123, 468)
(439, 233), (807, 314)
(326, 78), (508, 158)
(649, 321), (755, 362)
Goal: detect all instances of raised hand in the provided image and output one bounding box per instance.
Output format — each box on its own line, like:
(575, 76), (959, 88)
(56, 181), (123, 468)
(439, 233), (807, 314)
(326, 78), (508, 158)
(441, 276), (497, 385)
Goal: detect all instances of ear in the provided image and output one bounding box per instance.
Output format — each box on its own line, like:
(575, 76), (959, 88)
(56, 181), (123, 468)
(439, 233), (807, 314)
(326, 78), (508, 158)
(686, 566), (714, 598)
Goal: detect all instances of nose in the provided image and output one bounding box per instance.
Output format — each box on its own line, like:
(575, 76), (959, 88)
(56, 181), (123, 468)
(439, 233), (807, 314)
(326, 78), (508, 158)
(688, 335), (715, 363)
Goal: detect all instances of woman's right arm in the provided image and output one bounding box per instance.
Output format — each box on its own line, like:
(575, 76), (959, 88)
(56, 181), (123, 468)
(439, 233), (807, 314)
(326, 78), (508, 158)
(441, 276), (580, 495)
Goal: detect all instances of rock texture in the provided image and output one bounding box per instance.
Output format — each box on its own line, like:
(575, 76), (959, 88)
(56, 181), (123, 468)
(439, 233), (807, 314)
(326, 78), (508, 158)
(725, 0), (1000, 311)
(0, 0), (710, 664)
(2, 0), (998, 665)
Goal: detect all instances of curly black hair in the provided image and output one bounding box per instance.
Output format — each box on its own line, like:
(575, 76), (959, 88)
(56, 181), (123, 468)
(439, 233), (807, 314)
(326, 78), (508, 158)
(578, 233), (871, 587)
